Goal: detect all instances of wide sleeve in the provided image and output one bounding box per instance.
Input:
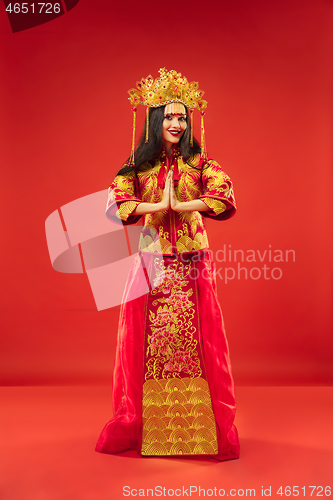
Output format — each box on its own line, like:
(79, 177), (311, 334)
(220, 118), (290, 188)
(199, 160), (236, 220)
(106, 172), (142, 225)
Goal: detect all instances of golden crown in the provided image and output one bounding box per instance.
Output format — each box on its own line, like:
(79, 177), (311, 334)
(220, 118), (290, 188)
(128, 67), (207, 111)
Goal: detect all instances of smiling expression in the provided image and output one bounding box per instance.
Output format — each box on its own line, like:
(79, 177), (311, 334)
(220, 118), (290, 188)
(162, 102), (187, 149)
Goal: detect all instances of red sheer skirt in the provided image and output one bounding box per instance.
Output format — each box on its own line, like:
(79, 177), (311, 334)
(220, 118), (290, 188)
(95, 251), (240, 461)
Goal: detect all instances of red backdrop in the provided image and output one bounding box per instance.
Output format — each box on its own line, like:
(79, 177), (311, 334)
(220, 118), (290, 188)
(1, 0), (332, 385)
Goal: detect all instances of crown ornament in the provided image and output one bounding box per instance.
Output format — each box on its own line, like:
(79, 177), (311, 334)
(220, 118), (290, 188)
(128, 68), (207, 111)
(127, 68), (208, 166)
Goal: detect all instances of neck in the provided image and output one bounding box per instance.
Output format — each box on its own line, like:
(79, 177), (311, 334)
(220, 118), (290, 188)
(163, 142), (175, 157)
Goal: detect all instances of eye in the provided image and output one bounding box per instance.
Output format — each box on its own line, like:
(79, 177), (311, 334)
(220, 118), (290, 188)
(178, 116), (186, 122)
(164, 115), (172, 120)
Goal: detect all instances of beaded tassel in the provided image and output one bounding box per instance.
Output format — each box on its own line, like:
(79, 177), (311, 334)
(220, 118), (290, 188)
(129, 106), (137, 167)
(145, 106), (150, 144)
(200, 111), (207, 160)
(190, 109), (193, 148)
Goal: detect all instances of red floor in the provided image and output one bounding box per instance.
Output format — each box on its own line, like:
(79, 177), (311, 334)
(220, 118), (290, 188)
(1, 386), (332, 500)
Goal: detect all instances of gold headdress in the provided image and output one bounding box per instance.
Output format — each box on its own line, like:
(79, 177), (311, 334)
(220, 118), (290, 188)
(127, 68), (208, 165)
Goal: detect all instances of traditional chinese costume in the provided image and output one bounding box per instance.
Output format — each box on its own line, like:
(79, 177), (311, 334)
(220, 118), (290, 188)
(95, 146), (240, 460)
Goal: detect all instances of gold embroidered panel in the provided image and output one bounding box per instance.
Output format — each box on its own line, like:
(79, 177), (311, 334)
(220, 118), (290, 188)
(141, 257), (218, 456)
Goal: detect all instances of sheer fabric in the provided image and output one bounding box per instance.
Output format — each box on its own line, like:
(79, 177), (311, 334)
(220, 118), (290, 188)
(96, 148), (240, 460)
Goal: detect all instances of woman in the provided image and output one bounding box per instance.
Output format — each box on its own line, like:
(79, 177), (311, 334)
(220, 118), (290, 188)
(96, 69), (240, 460)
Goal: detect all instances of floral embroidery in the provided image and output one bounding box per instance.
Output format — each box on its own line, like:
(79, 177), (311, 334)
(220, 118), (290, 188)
(145, 259), (201, 381)
(165, 290), (193, 312)
(153, 266), (183, 292)
(165, 349), (200, 375)
(150, 325), (177, 356)
(152, 307), (177, 328)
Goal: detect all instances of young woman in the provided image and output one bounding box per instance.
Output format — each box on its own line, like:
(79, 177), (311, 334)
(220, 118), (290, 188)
(95, 69), (240, 461)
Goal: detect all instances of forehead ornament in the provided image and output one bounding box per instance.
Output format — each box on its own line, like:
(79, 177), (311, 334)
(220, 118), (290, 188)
(164, 102), (186, 116)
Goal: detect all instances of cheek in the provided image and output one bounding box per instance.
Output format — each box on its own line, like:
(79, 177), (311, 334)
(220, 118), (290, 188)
(161, 124), (169, 142)
(162, 120), (169, 134)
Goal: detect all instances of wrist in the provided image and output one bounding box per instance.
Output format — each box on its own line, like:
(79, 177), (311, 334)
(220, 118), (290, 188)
(154, 201), (168, 212)
(172, 201), (183, 212)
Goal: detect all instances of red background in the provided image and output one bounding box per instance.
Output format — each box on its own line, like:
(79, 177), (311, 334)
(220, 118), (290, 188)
(1, 0), (332, 386)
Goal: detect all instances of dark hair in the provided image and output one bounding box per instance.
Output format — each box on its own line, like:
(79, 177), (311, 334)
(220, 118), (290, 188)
(117, 105), (201, 176)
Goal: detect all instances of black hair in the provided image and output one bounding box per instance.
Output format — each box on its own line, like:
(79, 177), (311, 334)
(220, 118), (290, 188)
(117, 105), (202, 176)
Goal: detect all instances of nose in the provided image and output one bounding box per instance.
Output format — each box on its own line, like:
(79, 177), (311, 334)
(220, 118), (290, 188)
(171, 116), (180, 129)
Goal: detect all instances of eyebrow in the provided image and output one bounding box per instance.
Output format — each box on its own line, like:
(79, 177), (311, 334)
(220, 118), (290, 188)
(164, 113), (187, 117)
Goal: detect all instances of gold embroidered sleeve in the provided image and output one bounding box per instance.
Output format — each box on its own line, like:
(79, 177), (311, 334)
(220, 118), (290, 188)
(201, 197), (226, 216)
(116, 200), (141, 221)
(106, 171), (142, 225)
(199, 159), (236, 220)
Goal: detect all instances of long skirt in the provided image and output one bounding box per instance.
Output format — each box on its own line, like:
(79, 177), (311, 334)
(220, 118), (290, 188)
(95, 250), (240, 460)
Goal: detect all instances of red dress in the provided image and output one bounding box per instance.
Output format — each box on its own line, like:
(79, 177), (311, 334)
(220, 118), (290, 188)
(95, 147), (240, 460)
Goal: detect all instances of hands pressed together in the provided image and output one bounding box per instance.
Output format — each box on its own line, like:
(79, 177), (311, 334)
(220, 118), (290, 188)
(160, 170), (182, 212)
(133, 170), (209, 216)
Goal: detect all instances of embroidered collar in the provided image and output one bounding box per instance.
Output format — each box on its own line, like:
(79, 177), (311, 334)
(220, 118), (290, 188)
(159, 144), (181, 160)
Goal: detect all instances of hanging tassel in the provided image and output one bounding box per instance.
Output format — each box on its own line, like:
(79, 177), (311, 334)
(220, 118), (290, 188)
(190, 109), (193, 148)
(129, 106), (137, 167)
(145, 106), (150, 144)
(200, 111), (207, 160)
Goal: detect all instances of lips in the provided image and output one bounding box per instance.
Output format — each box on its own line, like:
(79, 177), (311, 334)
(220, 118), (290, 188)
(168, 130), (181, 136)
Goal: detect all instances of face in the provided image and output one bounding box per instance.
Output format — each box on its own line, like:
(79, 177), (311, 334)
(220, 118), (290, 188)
(161, 103), (187, 148)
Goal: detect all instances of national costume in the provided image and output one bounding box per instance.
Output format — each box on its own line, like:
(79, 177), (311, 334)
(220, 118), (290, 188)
(95, 69), (240, 460)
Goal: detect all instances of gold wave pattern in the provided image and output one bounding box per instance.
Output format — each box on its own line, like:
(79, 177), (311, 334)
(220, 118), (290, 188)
(139, 234), (172, 254)
(175, 231), (209, 253)
(116, 200), (140, 221)
(141, 377), (218, 456)
(202, 197), (226, 216)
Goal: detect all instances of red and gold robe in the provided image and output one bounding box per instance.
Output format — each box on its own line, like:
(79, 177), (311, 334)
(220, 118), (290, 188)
(95, 147), (240, 460)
